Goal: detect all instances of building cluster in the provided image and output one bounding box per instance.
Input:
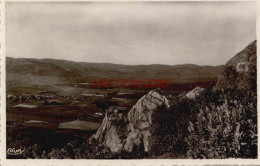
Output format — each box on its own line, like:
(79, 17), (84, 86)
(7, 91), (72, 102)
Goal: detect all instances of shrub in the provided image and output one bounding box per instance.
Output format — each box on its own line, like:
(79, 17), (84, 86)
(184, 89), (257, 158)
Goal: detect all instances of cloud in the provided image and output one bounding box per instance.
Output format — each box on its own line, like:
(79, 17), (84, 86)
(6, 1), (256, 65)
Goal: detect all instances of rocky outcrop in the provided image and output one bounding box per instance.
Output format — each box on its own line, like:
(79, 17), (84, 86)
(89, 90), (171, 154)
(184, 87), (204, 99)
(89, 107), (128, 153)
(176, 87), (204, 100)
(214, 40), (256, 91)
(177, 91), (187, 99)
(124, 90), (170, 153)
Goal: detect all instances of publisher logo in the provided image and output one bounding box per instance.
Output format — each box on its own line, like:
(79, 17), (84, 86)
(7, 148), (25, 155)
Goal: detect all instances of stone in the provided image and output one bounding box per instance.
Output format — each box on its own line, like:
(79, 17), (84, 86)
(89, 89), (171, 154)
(89, 107), (127, 153)
(125, 90), (170, 153)
(184, 87), (204, 99)
(214, 40), (256, 91)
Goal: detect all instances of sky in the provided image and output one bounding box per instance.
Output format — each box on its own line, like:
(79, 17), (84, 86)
(6, 1), (256, 66)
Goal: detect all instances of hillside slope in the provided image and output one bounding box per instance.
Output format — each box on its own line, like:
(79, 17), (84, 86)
(6, 57), (224, 86)
(173, 40), (257, 158)
(214, 40), (256, 91)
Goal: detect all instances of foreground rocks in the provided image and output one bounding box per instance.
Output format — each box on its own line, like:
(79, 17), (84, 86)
(214, 40), (256, 91)
(89, 90), (172, 154)
(125, 90), (170, 153)
(184, 87), (204, 99)
(89, 107), (128, 153)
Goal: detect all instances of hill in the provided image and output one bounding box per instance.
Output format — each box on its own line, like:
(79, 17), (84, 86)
(173, 40), (257, 158)
(6, 57), (224, 89)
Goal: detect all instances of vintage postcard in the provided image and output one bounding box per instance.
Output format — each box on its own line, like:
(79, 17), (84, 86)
(0, 0), (259, 165)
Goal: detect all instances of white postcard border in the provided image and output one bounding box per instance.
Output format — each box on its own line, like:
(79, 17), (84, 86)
(0, 0), (259, 165)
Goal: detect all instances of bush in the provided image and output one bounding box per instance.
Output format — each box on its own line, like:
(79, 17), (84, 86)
(184, 89), (257, 158)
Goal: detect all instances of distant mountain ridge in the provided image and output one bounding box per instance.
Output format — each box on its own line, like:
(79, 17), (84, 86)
(6, 57), (225, 86)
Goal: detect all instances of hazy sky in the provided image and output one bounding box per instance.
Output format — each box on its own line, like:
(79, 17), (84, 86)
(6, 1), (256, 66)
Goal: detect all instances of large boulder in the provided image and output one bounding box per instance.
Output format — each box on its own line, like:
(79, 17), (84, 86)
(124, 90), (170, 153)
(214, 40), (256, 91)
(89, 90), (171, 154)
(89, 107), (128, 153)
(184, 87), (204, 99)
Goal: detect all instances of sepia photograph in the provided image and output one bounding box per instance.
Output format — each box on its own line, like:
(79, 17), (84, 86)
(2, 0), (258, 161)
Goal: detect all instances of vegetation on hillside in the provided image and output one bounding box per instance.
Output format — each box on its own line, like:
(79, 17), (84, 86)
(171, 87), (257, 158)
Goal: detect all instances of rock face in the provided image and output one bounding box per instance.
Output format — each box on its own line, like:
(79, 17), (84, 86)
(124, 90), (170, 153)
(184, 87), (204, 99)
(214, 40), (256, 91)
(89, 90), (171, 154)
(89, 107), (128, 153)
